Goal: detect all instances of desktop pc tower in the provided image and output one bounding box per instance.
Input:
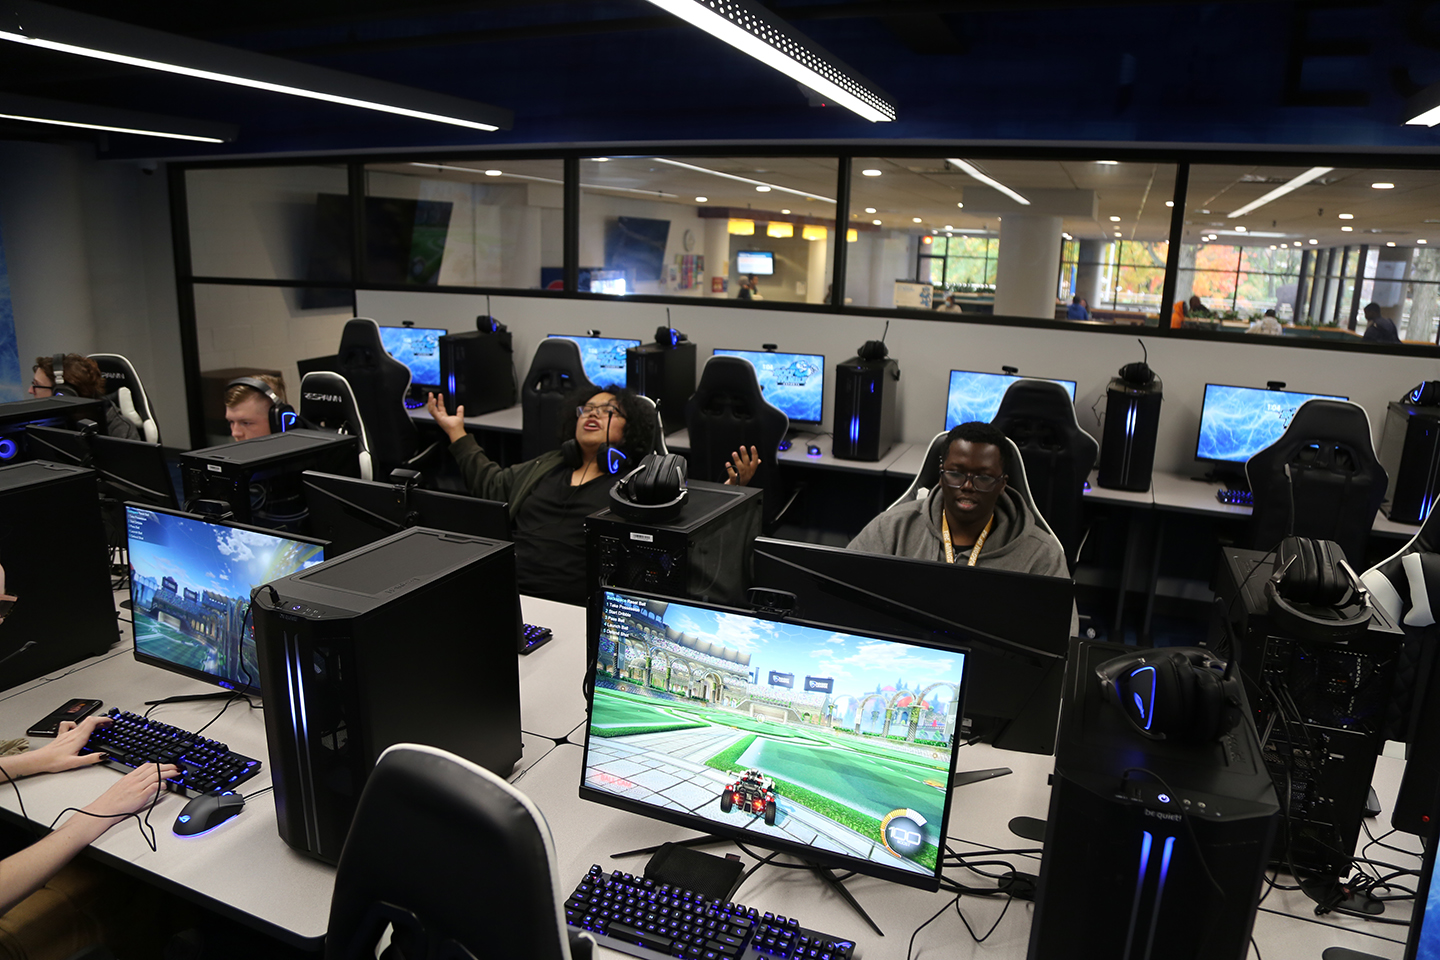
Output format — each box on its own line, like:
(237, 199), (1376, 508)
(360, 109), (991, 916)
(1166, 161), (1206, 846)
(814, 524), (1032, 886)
(585, 480), (761, 606)
(439, 328), (516, 415)
(1028, 639), (1278, 960)
(252, 527), (523, 865)
(626, 339), (696, 434)
(1097, 375), (1163, 491)
(0, 396), (106, 464)
(831, 356), (899, 462)
(0, 461), (119, 688)
(1378, 400), (1440, 523)
(1211, 547), (1402, 877)
(180, 430), (359, 525)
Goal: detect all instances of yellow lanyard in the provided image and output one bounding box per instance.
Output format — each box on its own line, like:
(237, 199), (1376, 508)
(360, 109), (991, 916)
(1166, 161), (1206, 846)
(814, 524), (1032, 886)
(942, 514), (993, 566)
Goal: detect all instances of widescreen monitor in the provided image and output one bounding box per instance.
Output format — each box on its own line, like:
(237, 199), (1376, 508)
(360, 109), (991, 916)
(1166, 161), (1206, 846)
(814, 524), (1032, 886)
(26, 426), (177, 508)
(1404, 817), (1440, 959)
(548, 334), (641, 389)
(378, 326), (447, 388)
(125, 504), (328, 695)
(1195, 383), (1349, 465)
(301, 470), (509, 555)
(713, 349), (825, 425)
(735, 250), (774, 275)
(750, 537), (1074, 755)
(582, 588), (969, 891)
(945, 370), (1078, 431)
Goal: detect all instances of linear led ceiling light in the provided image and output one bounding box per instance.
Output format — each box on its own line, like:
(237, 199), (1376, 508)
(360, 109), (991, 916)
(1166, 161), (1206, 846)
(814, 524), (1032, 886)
(642, 0), (895, 123)
(1, 1), (511, 132)
(0, 93), (235, 142)
(945, 159), (1030, 206)
(650, 157), (835, 203)
(409, 163), (678, 198)
(1405, 81), (1440, 126)
(1225, 166), (1333, 218)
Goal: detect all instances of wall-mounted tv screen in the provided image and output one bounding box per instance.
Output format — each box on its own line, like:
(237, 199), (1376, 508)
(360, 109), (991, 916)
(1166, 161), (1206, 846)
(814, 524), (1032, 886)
(1195, 383), (1349, 465)
(305, 194), (454, 308)
(945, 371), (1078, 431)
(736, 250), (775, 276)
(378, 326), (446, 387)
(549, 335), (642, 389)
(713, 349), (825, 425)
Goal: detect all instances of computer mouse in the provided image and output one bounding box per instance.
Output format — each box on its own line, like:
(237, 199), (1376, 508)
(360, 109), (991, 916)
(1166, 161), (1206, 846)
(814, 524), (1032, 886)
(806, 444), (822, 457)
(777, 439), (792, 452)
(173, 791), (245, 836)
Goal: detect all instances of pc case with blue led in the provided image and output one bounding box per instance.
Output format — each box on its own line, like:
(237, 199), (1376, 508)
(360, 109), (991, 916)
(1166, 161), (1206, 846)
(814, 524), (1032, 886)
(1378, 400), (1440, 523)
(831, 356), (898, 462)
(1027, 639), (1278, 960)
(1097, 374), (1162, 491)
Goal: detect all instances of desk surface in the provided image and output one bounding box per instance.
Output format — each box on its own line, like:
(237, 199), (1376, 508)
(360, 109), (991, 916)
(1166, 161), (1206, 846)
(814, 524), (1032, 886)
(665, 429), (914, 477)
(0, 597), (1421, 956)
(1150, 470), (1423, 540)
(408, 403), (523, 433)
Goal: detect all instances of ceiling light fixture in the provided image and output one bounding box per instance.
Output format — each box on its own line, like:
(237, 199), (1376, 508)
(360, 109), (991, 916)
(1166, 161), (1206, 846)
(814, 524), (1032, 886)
(1372, 182), (1396, 189)
(0, 0), (510, 131)
(956, 202), (964, 209)
(872, 219), (882, 225)
(1387, 241), (1397, 247)
(1165, 200), (1174, 207)
(696, 196), (708, 202)
(912, 217), (922, 223)
(649, 157), (835, 203)
(408, 163), (680, 199)
(945, 158), (1030, 205)
(1338, 213), (1354, 219)
(642, 0), (895, 122)
(767, 222), (793, 238)
(1097, 160), (1120, 165)
(755, 185), (771, 192)
(1308, 238), (1318, 244)
(1109, 216), (1121, 222)
(862, 169), (882, 177)
(0, 92), (234, 141)
(1226, 166), (1334, 218)
(1341, 226), (1353, 232)
(1421, 239), (1430, 244)
(781, 208), (791, 214)
(484, 169), (502, 176)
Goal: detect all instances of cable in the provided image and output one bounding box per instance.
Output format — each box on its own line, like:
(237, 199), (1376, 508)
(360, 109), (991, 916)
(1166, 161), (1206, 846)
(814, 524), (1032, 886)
(905, 895), (960, 960)
(0, 763), (36, 839)
(951, 889), (1013, 944)
(1120, 766), (1226, 898)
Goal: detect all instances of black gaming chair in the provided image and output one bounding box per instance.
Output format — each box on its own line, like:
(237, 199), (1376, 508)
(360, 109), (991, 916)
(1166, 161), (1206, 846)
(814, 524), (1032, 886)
(685, 356), (789, 526)
(87, 353), (159, 442)
(299, 371), (374, 481)
(522, 339), (595, 461)
(325, 743), (593, 960)
(335, 317), (440, 481)
(1246, 399), (1386, 566)
(990, 379), (1099, 567)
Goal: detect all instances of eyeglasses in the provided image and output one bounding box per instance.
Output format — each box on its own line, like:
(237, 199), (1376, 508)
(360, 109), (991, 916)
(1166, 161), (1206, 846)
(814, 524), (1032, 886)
(577, 403), (624, 418)
(29, 382), (52, 392)
(938, 469), (1005, 491)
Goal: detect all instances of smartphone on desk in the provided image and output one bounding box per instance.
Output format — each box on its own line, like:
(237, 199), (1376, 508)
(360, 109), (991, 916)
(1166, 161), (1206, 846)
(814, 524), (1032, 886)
(26, 698), (103, 738)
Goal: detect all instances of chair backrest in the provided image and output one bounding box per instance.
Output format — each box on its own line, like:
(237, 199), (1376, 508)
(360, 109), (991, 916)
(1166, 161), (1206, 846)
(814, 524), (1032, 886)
(1246, 398), (1386, 565)
(633, 394), (668, 456)
(87, 353), (159, 443)
(990, 379), (1098, 565)
(522, 339), (594, 461)
(325, 743), (585, 960)
(887, 431), (1058, 540)
(300, 371), (373, 481)
(335, 317), (417, 480)
(685, 356), (789, 525)
(1362, 507), (1440, 745)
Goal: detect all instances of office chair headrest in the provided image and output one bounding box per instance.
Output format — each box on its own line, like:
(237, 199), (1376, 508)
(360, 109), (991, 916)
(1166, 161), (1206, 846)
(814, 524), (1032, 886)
(609, 453), (689, 523)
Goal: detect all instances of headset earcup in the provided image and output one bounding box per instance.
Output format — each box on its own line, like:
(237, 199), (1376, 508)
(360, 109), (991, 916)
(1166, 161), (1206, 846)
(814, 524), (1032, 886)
(560, 439), (581, 469)
(1186, 656), (1226, 742)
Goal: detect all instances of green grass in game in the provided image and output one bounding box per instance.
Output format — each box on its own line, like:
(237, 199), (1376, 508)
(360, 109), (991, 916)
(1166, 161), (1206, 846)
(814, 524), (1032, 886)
(134, 613), (217, 673)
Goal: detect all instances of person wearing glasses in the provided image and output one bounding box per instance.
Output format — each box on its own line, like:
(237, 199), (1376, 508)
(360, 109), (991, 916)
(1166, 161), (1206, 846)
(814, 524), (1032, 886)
(847, 421), (1067, 577)
(425, 386), (757, 604)
(29, 354), (141, 441)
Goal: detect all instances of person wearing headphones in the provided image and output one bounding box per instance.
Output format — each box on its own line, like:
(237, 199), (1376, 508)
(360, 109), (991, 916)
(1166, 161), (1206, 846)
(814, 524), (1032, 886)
(426, 387), (757, 604)
(223, 375), (289, 441)
(29, 355), (140, 441)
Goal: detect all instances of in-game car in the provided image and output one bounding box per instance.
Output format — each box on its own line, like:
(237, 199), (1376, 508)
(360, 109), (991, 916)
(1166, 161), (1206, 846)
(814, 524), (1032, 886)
(719, 769), (779, 826)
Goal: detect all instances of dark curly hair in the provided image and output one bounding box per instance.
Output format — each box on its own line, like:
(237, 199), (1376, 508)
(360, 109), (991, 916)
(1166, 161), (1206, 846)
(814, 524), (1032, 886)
(33, 354), (106, 399)
(943, 421), (1011, 475)
(559, 384), (655, 462)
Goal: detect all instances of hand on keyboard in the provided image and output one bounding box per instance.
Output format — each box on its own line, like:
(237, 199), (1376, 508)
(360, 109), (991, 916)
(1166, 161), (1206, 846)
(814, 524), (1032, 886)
(80, 709), (263, 797)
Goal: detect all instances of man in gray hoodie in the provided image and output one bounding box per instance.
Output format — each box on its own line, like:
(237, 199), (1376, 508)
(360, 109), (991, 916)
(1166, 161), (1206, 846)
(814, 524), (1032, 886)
(848, 421), (1067, 578)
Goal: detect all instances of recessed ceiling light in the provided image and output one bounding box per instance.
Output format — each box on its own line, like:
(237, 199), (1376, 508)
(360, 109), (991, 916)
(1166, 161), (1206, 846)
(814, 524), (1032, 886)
(484, 169), (502, 176)
(912, 217), (922, 223)
(1097, 160), (1120, 165)
(1293, 241), (1302, 246)
(1421, 239), (1430, 244)
(1270, 244), (1277, 249)
(864, 207), (876, 214)
(781, 209), (791, 214)
(756, 185), (771, 192)
(944, 224), (954, 230)
(862, 169), (882, 177)
(1387, 241), (1397, 247)
(1341, 226), (1353, 232)
(1200, 209), (1210, 215)
(1372, 182), (1396, 189)
(1236, 226), (1247, 232)
(1308, 238), (1318, 244)
(591, 157), (609, 162)
(956, 202), (964, 209)
(872, 219), (882, 225)
(1338, 213), (1354, 219)
(1115, 231), (1122, 237)
(1109, 216), (1121, 222)
(695, 196), (708, 202)
(1165, 201), (1174, 207)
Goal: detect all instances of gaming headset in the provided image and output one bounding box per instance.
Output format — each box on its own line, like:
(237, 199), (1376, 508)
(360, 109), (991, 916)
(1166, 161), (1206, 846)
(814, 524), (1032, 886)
(1407, 380), (1440, 406)
(49, 353), (78, 397)
(1264, 536), (1373, 642)
(1096, 647), (1240, 742)
(609, 453), (690, 523)
(560, 400), (634, 477)
(1116, 338), (1156, 388)
(226, 377), (298, 434)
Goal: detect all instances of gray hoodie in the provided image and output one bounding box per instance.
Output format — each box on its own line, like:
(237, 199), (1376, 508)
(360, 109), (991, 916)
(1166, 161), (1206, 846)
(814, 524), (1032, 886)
(847, 484), (1068, 578)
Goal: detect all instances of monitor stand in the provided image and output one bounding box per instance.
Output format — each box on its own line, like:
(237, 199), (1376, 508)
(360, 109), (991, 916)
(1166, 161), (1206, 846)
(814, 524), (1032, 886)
(143, 691), (249, 706)
(1196, 465), (1249, 491)
(610, 835), (885, 937)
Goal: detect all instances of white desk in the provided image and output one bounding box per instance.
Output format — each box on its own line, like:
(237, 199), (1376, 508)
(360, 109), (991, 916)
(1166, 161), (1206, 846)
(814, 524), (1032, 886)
(665, 429), (914, 478)
(408, 404), (523, 434)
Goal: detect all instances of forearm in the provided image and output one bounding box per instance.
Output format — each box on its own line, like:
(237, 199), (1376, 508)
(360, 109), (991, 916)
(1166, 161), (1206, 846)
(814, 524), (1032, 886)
(449, 435), (514, 501)
(0, 812), (110, 915)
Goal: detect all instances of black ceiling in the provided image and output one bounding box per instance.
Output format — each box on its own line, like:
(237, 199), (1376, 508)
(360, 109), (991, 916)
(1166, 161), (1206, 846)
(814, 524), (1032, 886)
(3, 0), (1440, 160)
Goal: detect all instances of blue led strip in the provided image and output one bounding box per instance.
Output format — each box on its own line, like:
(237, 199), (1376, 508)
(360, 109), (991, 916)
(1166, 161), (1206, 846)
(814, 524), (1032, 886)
(1123, 830), (1154, 960)
(1141, 836), (1178, 960)
(1129, 665), (1157, 731)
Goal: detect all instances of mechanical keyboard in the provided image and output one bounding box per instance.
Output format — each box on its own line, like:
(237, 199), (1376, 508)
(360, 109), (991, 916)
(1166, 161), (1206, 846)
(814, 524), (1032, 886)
(521, 622), (554, 655)
(404, 398), (426, 410)
(565, 865), (858, 960)
(80, 708), (263, 796)
(1215, 487), (1254, 506)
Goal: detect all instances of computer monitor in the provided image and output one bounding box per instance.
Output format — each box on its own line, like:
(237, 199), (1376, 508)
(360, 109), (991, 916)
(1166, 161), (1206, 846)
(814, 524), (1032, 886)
(548, 334), (641, 389)
(1404, 817), (1440, 959)
(944, 370), (1078, 431)
(0, 396), (105, 463)
(378, 326), (447, 389)
(301, 470), (509, 555)
(750, 537), (1074, 755)
(582, 587), (969, 891)
(125, 504), (328, 695)
(735, 250), (774, 275)
(712, 349), (825, 425)
(25, 425), (177, 508)
(1194, 383), (1349, 466)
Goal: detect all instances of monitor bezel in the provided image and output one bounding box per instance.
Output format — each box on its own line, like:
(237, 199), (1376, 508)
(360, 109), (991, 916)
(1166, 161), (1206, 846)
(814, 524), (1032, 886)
(1403, 814), (1440, 959)
(712, 348), (827, 426)
(547, 334), (643, 390)
(735, 250), (776, 276)
(124, 502), (329, 697)
(579, 586), (970, 892)
(1193, 381), (1351, 466)
(300, 469), (510, 555)
(377, 325), (448, 387)
(944, 369), (1078, 432)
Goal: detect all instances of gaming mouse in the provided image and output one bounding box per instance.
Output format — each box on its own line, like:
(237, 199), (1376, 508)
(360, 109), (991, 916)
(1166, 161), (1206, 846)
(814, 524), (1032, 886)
(806, 444), (822, 456)
(173, 791), (245, 836)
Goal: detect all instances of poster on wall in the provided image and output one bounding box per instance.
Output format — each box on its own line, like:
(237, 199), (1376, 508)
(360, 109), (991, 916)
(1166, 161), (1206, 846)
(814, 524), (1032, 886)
(0, 217), (19, 402)
(894, 281), (933, 310)
(675, 254), (704, 290)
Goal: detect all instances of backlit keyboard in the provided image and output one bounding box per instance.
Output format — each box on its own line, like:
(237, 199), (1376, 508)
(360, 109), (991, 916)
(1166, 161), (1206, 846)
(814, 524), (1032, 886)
(565, 865), (858, 960)
(521, 622), (554, 655)
(1216, 487), (1254, 506)
(404, 398), (426, 410)
(80, 708), (262, 797)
